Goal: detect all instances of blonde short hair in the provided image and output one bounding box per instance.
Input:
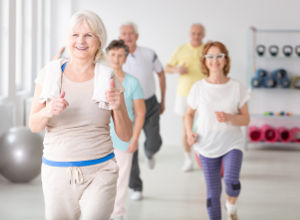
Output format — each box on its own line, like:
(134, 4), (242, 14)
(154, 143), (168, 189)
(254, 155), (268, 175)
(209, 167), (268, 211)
(69, 10), (107, 62)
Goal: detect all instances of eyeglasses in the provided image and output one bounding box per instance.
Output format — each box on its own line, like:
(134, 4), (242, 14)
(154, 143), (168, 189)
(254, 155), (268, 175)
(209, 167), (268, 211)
(204, 53), (226, 60)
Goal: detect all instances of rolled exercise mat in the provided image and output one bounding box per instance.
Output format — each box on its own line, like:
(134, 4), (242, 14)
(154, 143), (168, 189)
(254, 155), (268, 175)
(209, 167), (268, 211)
(248, 126), (263, 142)
(263, 76), (277, 88)
(255, 68), (268, 78)
(271, 69), (287, 80)
(279, 77), (291, 88)
(291, 76), (300, 89)
(278, 127), (293, 142)
(261, 125), (279, 142)
(251, 77), (263, 88)
(291, 127), (300, 143)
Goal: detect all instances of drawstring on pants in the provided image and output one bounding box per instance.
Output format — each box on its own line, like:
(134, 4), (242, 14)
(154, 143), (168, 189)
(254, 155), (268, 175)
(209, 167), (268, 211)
(68, 167), (84, 185)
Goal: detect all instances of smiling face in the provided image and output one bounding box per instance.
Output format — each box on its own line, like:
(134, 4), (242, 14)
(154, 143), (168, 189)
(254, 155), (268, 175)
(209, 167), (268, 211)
(190, 24), (205, 47)
(205, 46), (227, 74)
(119, 25), (138, 51)
(107, 48), (127, 71)
(68, 21), (101, 61)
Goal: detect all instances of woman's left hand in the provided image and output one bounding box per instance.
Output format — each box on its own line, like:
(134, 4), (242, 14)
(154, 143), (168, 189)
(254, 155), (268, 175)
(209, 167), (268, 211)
(127, 139), (138, 153)
(215, 111), (231, 123)
(106, 78), (121, 110)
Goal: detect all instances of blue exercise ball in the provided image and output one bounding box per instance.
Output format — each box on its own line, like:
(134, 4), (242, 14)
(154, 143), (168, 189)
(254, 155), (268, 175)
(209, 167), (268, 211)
(0, 127), (43, 183)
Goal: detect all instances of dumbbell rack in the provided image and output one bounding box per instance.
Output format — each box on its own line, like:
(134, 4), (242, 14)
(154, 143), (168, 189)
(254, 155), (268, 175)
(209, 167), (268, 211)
(246, 27), (300, 149)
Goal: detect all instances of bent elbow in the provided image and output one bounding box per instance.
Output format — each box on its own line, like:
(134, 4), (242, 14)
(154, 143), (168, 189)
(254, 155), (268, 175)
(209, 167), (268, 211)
(28, 121), (43, 133)
(28, 125), (40, 133)
(28, 122), (36, 133)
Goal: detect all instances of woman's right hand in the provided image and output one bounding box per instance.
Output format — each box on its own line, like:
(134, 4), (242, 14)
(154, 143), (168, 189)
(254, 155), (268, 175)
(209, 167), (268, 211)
(187, 131), (199, 146)
(45, 91), (69, 118)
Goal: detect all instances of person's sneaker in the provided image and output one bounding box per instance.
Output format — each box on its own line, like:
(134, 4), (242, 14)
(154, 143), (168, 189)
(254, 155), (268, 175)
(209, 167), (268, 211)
(130, 191), (143, 201)
(181, 159), (193, 172)
(111, 217), (124, 220)
(227, 212), (238, 220)
(225, 200), (238, 220)
(146, 156), (155, 169)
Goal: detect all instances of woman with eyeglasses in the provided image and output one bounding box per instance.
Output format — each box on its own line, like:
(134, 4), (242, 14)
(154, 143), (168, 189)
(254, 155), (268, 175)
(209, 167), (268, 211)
(185, 41), (250, 220)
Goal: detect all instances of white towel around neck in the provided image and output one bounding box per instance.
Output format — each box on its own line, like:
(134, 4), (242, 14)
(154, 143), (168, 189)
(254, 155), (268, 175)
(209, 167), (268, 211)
(39, 58), (114, 110)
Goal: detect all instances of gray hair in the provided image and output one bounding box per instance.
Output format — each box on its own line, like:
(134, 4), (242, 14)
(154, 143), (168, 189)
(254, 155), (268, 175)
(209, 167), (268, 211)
(120, 21), (139, 34)
(68, 10), (107, 62)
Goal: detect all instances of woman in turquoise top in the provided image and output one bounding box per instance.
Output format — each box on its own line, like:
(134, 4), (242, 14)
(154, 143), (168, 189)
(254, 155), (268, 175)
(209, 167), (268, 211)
(106, 40), (146, 220)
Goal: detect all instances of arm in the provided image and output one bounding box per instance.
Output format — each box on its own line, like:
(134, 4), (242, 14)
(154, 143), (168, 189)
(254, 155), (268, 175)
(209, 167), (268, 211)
(164, 64), (188, 75)
(157, 70), (166, 114)
(29, 85), (50, 132)
(127, 99), (146, 153)
(184, 107), (199, 146)
(111, 94), (133, 142)
(29, 85), (69, 132)
(215, 103), (250, 126)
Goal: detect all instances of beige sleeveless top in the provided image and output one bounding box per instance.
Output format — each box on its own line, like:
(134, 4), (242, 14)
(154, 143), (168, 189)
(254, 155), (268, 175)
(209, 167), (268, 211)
(36, 69), (119, 162)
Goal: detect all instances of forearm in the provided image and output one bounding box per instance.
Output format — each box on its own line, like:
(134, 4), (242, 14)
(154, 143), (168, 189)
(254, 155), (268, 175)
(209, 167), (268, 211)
(184, 113), (194, 134)
(159, 71), (166, 103)
(113, 105), (133, 142)
(228, 113), (250, 126)
(29, 108), (50, 132)
(131, 114), (145, 141)
(164, 64), (178, 73)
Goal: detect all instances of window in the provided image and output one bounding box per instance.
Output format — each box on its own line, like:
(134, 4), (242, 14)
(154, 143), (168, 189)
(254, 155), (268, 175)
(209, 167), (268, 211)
(0, 0), (9, 97)
(0, 0), (45, 98)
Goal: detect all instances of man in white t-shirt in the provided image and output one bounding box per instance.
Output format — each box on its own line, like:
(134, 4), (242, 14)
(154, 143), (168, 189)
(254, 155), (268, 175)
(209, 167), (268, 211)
(119, 22), (166, 201)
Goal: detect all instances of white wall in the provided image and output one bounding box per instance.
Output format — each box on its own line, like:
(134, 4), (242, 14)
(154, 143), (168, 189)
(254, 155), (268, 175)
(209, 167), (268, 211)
(48, 0), (300, 146)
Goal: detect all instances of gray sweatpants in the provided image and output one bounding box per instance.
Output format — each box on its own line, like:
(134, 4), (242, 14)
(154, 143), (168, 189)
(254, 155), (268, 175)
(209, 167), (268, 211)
(129, 95), (162, 191)
(41, 159), (119, 220)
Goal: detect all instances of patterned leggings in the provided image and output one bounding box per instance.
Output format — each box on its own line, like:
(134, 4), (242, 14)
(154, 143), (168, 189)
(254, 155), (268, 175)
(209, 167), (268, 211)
(199, 149), (243, 220)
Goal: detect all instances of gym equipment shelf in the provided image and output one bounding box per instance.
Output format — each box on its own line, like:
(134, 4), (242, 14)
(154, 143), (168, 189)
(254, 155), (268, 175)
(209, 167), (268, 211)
(251, 88), (300, 90)
(248, 142), (300, 148)
(256, 57), (300, 60)
(247, 27), (300, 149)
(251, 114), (300, 119)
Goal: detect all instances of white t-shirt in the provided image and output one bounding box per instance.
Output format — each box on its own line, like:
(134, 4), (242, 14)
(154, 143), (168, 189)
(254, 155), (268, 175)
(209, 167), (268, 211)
(187, 78), (250, 158)
(122, 46), (163, 99)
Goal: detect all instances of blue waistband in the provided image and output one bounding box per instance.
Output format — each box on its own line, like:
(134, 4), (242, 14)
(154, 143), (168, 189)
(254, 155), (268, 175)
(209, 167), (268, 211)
(42, 152), (115, 167)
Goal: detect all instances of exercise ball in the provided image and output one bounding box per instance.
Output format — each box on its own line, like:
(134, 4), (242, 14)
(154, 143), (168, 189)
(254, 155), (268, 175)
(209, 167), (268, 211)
(0, 127), (43, 183)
